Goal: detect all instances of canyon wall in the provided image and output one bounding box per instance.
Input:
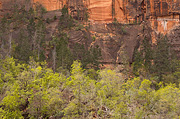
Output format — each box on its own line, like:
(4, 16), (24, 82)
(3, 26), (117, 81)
(147, 0), (180, 34)
(1, 0), (179, 22)
(0, 0), (180, 64)
(33, 0), (65, 11)
(0, 1), (2, 9)
(0, 0), (179, 42)
(87, 0), (113, 22)
(30, 0), (180, 33)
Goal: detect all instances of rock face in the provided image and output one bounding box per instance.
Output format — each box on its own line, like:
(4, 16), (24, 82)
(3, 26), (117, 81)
(67, 23), (144, 65)
(33, 0), (65, 11)
(147, 0), (180, 34)
(0, 0), (180, 65)
(0, 0), (32, 17)
(87, 0), (114, 22)
(0, 1), (2, 9)
(168, 25), (180, 58)
(1, 0), (179, 33)
(0, 0), (31, 9)
(34, 0), (180, 34)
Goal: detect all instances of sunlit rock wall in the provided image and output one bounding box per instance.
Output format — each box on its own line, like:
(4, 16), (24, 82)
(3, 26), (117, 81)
(0, 0), (180, 34)
(87, 0), (112, 22)
(147, 0), (180, 34)
(0, 1), (2, 9)
(33, 0), (65, 11)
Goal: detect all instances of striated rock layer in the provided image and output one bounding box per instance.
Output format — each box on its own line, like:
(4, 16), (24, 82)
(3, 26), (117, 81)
(1, 1), (179, 22)
(32, 0), (180, 34)
(33, 0), (65, 11)
(0, 0), (180, 65)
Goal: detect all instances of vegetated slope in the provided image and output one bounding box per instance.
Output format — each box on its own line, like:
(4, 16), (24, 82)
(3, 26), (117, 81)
(1, 0), (180, 61)
(0, 2), (180, 119)
(1, 58), (180, 118)
(1, 0), (180, 32)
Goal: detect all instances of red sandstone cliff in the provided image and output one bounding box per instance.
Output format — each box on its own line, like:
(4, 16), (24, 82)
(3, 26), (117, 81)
(0, 0), (180, 65)
(32, 0), (179, 33)
(1, 0), (179, 22)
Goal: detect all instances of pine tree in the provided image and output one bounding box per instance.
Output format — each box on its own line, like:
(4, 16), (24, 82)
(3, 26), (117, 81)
(58, 6), (74, 31)
(12, 30), (33, 62)
(133, 37), (153, 78)
(72, 43), (102, 69)
(50, 34), (73, 71)
(153, 36), (171, 81)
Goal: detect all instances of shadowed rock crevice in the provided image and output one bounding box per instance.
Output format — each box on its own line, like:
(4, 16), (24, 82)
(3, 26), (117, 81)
(0, 0), (179, 66)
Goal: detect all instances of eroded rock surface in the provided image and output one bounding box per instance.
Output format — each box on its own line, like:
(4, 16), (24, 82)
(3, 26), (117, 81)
(67, 23), (147, 65)
(168, 25), (180, 58)
(0, 0), (180, 65)
(1, 0), (179, 33)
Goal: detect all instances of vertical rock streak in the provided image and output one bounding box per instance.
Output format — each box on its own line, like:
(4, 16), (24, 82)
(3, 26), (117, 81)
(0, 0), (179, 33)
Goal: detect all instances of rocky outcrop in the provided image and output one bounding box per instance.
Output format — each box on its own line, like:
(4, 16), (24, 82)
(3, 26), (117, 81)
(31, 0), (180, 34)
(0, 0), (180, 65)
(0, 0), (32, 9)
(1, 0), (179, 31)
(0, 1), (2, 9)
(33, 0), (65, 11)
(87, 0), (113, 22)
(0, 0), (32, 17)
(67, 23), (147, 65)
(168, 25), (180, 58)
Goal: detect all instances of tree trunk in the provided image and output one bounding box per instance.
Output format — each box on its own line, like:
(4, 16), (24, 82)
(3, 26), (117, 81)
(52, 45), (56, 72)
(8, 31), (12, 57)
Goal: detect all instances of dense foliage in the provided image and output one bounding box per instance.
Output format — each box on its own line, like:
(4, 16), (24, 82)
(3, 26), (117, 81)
(133, 36), (179, 86)
(0, 3), (180, 119)
(1, 58), (180, 118)
(0, 5), (101, 71)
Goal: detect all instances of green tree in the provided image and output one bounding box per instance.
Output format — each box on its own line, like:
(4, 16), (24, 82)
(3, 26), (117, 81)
(58, 6), (74, 31)
(97, 69), (126, 118)
(72, 43), (102, 70)
(63, 61), (97, 118)
(13, 30), (33, 62)
(133, 37), (153, 78)
(0, 16), (12, 58)
(50, 34), (73, 71)
(153, 36), (171, 82)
